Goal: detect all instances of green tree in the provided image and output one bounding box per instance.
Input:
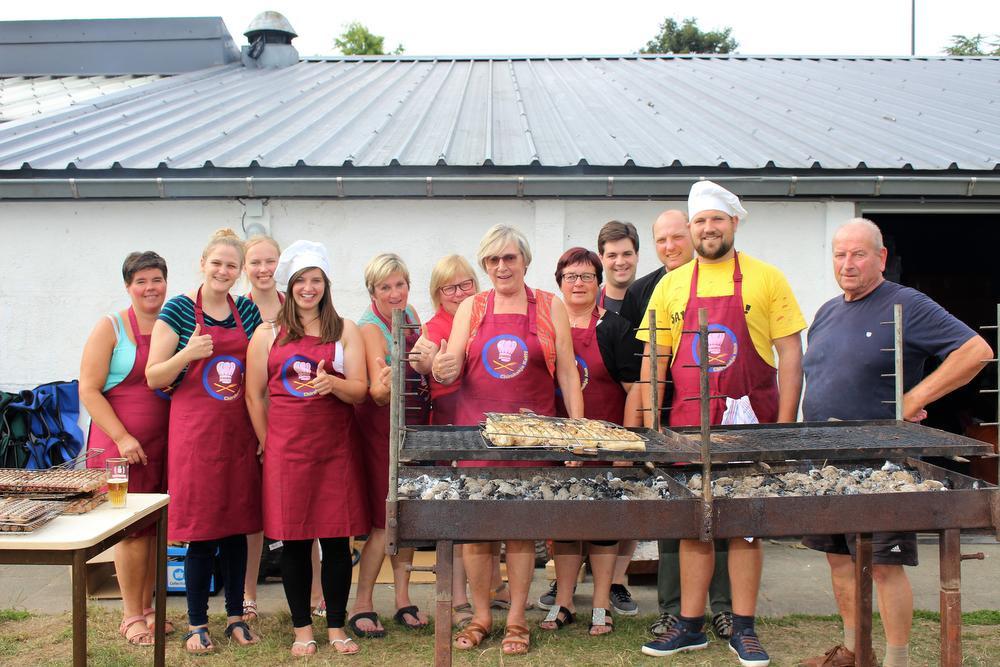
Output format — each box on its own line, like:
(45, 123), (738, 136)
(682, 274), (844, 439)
(334, 21), (405, 56)
(640, 17), (738, 54)
(943, 34), (1000, 56)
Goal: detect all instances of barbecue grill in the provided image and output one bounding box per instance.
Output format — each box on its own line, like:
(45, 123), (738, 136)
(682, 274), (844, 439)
(383, 307), (999, 666)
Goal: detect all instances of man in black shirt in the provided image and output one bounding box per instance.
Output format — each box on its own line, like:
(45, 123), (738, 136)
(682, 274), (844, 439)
(597, 220), (640, 315)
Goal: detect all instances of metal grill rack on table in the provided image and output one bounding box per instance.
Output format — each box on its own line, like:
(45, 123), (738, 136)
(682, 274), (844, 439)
(382, 307), (999, 666)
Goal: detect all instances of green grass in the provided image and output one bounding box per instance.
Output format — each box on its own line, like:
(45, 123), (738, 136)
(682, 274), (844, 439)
(0, 609), (30, 623)
(0, 606), (998, 666)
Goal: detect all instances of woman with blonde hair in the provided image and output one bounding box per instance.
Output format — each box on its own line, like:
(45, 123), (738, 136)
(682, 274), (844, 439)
(246, 241), (370, 657)
(349, 253), (430, 637)
(80, 251), (172, 646)
(147, 229), (263, 654)
(433, 224), (584, 655)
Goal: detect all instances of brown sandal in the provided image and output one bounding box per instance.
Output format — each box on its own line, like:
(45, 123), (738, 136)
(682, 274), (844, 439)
(454, 621), (490, 649)
(501, 623), (530, 655)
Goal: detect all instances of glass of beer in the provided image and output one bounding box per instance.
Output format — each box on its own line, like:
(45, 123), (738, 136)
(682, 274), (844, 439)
(106, 458), (129, 508)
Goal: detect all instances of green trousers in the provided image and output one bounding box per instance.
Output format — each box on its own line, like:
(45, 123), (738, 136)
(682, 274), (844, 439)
(657, 539), (732, 615)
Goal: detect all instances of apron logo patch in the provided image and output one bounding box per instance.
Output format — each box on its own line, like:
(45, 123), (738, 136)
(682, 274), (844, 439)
(691, 323), (739, 373)
(575, 354), (590, 391)
(482, 334), (529, 380)
(202, 355), (245, 401)
(281, 355), (319, 398)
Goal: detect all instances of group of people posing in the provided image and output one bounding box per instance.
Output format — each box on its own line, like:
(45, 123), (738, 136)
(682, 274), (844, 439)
(79, 180), (992, 666)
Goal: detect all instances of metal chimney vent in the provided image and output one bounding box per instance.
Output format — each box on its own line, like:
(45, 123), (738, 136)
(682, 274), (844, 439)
(241, 10), (298, 68)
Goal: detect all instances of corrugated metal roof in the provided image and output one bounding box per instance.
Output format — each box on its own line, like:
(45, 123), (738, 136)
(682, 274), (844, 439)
(0, 75), (165, 122)
(0, 55), (998, 172)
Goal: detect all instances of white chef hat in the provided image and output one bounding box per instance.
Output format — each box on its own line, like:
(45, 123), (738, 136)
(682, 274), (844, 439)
(275, 240), (331, 289)
(687, 180), (749, 221)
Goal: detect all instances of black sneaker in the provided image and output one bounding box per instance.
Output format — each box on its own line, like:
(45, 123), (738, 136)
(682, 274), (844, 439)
(537, 581), (558, 610)
(729, 627), (770, 667)
(711, 610), (733, 639)
(641, 625), (709, 657)
(609, 584), (638, 616)
(649, 612), (679, 637)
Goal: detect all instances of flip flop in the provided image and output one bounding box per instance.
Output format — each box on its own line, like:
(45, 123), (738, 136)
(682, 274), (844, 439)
(143, 607), (174, 635)
(330, 637), (360, 654)
(348, 611), (387, 638)
(452, 602), (474, 628)
(224, 620), (259, 646)
(182, 627), (213, 654)
(119, 615), (154, 646)
(291, 640), (317, 656)
(393, 605), (427, 629)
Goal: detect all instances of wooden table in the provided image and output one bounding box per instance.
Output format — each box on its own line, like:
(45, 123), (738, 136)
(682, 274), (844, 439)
(0, 493), (169, 666)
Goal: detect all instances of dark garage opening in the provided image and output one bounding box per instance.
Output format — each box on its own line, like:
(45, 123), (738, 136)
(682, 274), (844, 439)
(868, 213), (1000, 482)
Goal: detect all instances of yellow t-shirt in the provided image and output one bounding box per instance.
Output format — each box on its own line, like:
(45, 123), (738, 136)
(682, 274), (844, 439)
(636, 253), (806, 368)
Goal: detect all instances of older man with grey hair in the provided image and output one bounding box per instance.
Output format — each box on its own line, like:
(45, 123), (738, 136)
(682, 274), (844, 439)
(798, 218), (992, 667)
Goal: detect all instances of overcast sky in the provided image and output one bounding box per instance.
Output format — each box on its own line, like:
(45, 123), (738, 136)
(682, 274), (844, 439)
(10, 0), (1000, 57)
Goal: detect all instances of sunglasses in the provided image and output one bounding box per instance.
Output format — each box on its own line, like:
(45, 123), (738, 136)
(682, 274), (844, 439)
(485, 253), (521, 269)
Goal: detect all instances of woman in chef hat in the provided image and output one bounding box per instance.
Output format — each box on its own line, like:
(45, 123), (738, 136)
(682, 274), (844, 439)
(246, 240), (370, 657)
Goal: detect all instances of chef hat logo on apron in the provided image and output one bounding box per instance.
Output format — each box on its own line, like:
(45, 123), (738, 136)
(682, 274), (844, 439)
(690, 323), (739, 373)
(281, 354), (319, 398)
(482, 334), (530, 380)
(575, 354), (590, 391)
(201, 355), (245, 401)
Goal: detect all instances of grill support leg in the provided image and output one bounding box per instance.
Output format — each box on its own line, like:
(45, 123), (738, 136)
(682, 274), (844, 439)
(435, 540), (454, 667)
(939, 529), (962, 667)
(854, 533), (874, 667)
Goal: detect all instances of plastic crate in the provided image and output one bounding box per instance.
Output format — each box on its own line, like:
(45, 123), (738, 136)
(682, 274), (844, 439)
(167, 545), (218, 594)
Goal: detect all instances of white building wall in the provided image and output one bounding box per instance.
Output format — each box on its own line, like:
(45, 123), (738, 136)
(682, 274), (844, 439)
(0, 197), (854, 391)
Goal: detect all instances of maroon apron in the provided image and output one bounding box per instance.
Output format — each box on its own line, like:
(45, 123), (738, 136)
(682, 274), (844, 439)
(455, 287), (556, 468)
(166, 289), (262, 541)
(88, 308), (169, 536)
(425, 306), (460, 425)
(669, 253), (779, 427)
(262, 332), (369, 540)
(354, 304), (428, 529)
(556, 307), (627, 424)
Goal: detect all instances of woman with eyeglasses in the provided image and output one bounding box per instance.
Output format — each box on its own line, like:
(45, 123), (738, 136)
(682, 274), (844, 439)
(543, 246), (642, 638)
(432, 224), (583, 656)
(410, 255), (479, 426)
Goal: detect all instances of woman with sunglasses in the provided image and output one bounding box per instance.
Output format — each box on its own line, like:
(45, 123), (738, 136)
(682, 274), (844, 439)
(432, 224), (583, 656)
(544, 247), (641, 638)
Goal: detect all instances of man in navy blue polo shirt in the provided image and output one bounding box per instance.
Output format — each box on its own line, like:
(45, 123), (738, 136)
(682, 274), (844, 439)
(799, 218), (992, 667)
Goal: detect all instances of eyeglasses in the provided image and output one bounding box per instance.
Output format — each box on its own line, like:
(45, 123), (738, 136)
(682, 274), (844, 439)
(561, 272), (597, 284)
(439, 279), (475, 296)
(484, 253), (521, 269)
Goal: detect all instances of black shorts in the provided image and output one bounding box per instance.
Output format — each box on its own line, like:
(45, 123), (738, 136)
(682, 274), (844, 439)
(802, 532), (918, 567)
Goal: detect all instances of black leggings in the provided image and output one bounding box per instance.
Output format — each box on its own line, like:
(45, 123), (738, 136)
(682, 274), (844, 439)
(185, 534), (247, 626)
(280, 538), (353, 629)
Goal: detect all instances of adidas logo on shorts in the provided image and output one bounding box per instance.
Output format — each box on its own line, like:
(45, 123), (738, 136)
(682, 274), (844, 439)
(889, 545), (902, 553)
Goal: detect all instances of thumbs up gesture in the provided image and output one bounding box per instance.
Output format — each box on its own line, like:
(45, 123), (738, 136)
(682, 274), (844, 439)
(314, 359), (334, 395)
(432, 339), (458, 385)
(183, 323), (214, 361)
(375, 356), (393, 391)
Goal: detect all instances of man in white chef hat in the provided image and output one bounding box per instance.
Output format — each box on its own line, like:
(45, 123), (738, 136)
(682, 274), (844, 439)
(638, 181), (807, 665)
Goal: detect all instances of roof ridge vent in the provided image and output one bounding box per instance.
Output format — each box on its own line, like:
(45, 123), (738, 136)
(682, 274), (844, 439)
(241, 10), (298, 69)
